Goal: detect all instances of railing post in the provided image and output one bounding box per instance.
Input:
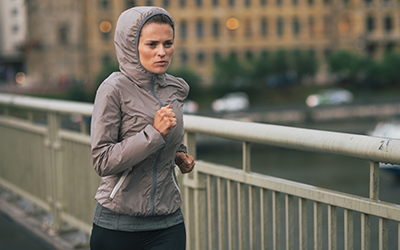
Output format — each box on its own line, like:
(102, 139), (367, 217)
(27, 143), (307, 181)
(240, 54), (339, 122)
(369, 161), (379, 201)
(182, 131), (207, 250)
(243, 141), (251, 173)
(45, 112), (64, 233)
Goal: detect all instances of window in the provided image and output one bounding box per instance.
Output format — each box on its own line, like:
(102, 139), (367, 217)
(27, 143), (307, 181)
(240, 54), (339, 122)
(245, 0), (251, 7)
(163, 0), (170, 7)
(384, 16), (393, 33)
(196, 19), (204, 38)
(11, 8), (18, 17)
(146, 0), (153, 5)
(212, 19), (220, 38)
(277, 17), (284, 37)
(292, 18), (300, 36)
(292, 0), (299, 6)
(213, 0), (219, 6)
(125, 0), (136, 8)
(261, 17), (268, 37)
(308, 0), (314, 5)
(12, 25), (19, 34)
(196, 0), (203, 7)
(308, 16), (315, 37)
(245, 19), (252, 38)
(323, 0), (330, 5)
(99, 0), (110, 9)
(260, 0), (267, 5)
(276, 0), (282, 6)
(180, 51), (188, 64)
(364, 0), (372, 4)
(59, 25), (69, 44)
(197, 51), (205, 64)
(229, 0), (235, 7)
(179, 0), (186, 7)
(180, 20), (187, 39)
(366, 16), (374, 32)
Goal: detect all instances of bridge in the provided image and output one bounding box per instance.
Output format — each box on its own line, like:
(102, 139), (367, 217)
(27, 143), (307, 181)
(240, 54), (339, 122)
(1, 93), (400, 250)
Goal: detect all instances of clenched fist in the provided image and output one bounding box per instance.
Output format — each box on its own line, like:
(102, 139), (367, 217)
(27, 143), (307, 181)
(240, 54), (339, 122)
(175, 152), (195, 174)
(153, 105), (176, 138)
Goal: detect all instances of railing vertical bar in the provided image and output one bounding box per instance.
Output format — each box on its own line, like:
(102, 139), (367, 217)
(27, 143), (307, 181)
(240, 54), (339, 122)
(379, 218), (388, 250)
(273, 191), (281, 250)
(285, 194), (294, 250)
(328, 205), (337, 250)
(238, 182), (246, 250)
(249, 185), (258, 249)
(194, 173), (207, 250)
(313, 201), (322, 250)
(299, 198), (307, 250)
(370, 161), (379, 201)
(227, 180), (236, 250)
(243, 141), (251, 173)
(207, 175), (216, 250)
(361, 213), (370, 250)
(398, 222), (400, 250)
(217, 177), (227, 250)
(260, 188), (269, 250)
(344, 209), (354, 250)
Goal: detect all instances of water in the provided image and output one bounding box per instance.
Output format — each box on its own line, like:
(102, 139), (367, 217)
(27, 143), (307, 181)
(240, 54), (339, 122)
(195, 118), (400, 249)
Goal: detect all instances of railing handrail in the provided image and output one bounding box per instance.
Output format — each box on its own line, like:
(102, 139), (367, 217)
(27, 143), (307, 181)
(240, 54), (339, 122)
(184, 114), (400, 165)
(0, 93), (93, 116)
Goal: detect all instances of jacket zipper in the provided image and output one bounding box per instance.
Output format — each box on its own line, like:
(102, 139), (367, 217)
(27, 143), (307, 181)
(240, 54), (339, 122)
(172, 166), (181, 194)
(110, 167), (132, 199)
(150, 74), (164, 215)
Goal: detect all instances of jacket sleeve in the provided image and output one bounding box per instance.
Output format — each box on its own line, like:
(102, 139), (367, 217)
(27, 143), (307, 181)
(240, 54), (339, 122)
(91, 83), (166, 177)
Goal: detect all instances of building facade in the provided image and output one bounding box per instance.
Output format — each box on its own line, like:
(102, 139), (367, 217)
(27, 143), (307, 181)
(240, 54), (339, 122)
(0, 0), (27, 83)
(24, 0), (400, 87)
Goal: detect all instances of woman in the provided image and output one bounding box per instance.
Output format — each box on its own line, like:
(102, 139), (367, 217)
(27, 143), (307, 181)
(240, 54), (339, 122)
(90, 6), (195, 250)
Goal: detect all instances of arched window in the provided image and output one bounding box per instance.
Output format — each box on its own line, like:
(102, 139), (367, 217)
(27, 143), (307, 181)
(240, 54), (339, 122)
(292, 17), (300, 36)
(196, 19), (204, 38)
(261, 17), (268, 37)
(366, 15), (374, 32)
(277, 17), (284, 37)
(384, 15), (393, 33)
(212, 19), (220, 38)
(180, 20), (187, 39)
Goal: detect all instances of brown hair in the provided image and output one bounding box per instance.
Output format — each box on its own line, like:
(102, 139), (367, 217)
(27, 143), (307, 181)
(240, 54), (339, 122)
(144, 14), (175, 36)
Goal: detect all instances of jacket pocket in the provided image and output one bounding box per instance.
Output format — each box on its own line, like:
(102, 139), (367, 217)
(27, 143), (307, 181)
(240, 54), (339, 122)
(110, 167), (132, 199)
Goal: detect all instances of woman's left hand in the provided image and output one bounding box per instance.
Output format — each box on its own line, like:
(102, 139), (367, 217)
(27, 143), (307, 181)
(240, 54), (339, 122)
(175, 152), (195, 174)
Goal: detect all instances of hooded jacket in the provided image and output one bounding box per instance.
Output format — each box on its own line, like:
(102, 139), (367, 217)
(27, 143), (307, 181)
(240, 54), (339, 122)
(91, 6), (189, 217)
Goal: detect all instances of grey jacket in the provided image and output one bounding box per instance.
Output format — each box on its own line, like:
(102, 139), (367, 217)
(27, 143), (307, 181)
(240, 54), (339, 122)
(91, 6), (189, 217)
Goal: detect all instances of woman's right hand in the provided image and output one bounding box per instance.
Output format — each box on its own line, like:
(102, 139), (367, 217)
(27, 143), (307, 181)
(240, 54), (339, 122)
(153, 105), (176, 138)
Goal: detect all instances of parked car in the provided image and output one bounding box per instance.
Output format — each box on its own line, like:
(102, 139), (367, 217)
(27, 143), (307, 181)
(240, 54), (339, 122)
(306, 88), (353, 107)
(212, 92), (250, 112)
(183, 99), (199, 114)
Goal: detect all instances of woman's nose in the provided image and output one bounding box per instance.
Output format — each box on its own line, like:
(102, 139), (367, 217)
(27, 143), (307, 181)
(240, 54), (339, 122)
(157, 45), (166, 57)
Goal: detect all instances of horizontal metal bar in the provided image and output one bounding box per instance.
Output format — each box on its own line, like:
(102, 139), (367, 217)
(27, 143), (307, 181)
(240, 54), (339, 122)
(184, 115), (400, 165)
(0, 94), (93, 115)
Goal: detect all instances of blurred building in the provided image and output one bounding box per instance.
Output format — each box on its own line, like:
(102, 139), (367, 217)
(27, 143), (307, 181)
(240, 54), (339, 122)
(0, 0), (27, 83)
(23, 0), (400, 87)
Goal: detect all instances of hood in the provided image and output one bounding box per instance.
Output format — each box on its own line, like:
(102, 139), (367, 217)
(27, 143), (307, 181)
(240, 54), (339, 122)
(114, 6), (174, 88)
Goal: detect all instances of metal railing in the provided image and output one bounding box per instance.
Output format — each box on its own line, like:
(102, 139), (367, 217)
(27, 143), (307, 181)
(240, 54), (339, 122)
(1, 93), (400, 250)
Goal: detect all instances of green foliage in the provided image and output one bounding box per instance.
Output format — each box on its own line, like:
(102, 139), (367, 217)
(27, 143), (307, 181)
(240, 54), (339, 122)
(96, 61), (120, 88)
(380, 52), (400, 86)
(327, 50), (364, 83)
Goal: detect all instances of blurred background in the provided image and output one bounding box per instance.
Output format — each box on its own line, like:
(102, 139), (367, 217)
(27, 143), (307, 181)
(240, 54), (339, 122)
(1, 0), (400, 112)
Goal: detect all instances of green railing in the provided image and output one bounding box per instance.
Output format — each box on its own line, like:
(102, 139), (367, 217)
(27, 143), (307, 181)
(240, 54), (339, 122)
(1, 93), (400, 250)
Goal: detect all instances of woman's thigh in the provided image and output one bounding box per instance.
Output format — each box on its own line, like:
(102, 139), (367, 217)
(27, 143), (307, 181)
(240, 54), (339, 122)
(90, 223), (186, 250)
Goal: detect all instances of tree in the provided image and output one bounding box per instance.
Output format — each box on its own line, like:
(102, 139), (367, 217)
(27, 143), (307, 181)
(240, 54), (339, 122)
(327, 50), (363, 84)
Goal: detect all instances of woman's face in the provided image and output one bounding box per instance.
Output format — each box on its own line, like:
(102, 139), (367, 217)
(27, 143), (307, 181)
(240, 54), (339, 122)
(138, 22), (174, 74)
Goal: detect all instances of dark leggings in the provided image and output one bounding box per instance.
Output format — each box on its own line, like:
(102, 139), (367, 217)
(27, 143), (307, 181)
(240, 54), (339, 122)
(90, 222), (186, 250)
